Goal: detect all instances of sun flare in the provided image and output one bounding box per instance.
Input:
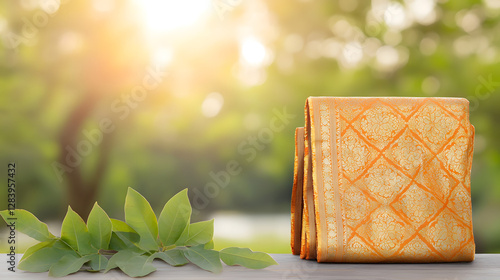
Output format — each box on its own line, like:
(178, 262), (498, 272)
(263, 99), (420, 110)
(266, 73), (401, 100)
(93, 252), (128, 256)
(133, 0), (212, 34)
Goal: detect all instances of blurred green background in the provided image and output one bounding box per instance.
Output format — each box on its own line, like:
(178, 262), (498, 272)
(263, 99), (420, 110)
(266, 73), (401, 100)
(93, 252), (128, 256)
(1, 0), (499, 254)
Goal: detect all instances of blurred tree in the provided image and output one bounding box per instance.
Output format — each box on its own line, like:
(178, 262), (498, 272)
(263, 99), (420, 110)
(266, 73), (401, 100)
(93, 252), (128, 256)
(54, 2), (150, 218)
(0, 0), (499, 251)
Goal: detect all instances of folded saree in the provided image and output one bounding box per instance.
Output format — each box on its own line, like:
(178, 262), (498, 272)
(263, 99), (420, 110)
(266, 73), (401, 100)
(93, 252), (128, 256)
(291, 97), (475, 263)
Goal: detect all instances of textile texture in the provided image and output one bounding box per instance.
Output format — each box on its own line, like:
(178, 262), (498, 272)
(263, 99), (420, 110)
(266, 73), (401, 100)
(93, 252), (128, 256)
(291, 97), (475, 263)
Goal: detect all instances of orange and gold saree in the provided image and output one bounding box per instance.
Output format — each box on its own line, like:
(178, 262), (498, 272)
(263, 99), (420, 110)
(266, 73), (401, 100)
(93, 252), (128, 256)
(291, 97), (475, 262)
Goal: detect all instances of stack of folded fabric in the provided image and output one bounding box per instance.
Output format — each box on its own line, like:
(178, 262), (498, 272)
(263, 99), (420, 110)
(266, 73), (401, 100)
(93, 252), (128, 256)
(291, 97), (475, 263)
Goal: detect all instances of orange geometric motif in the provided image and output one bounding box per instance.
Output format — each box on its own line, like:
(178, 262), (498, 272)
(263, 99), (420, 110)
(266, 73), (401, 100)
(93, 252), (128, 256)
(291, 97), (475, 262)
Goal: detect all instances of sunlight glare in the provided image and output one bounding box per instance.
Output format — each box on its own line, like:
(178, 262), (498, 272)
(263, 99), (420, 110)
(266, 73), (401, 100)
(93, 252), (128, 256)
(152, 47), (173, 67)
(240, 37), (267, 67)
(135, 0), (211, 34)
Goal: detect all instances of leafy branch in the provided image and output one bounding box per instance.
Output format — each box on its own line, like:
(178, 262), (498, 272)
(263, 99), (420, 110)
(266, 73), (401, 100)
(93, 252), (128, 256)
(0, 188), (278, 277)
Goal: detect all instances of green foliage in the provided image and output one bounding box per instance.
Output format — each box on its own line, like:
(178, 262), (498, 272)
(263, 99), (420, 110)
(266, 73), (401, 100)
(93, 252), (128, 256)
(150, 249), (189, 266)
(109, 218), (141, 252)
(1, 188), (277, 277)
(115, 254), (157, 278)
(183, 220), (214, 246)
(183, 245), (223, 273)
(18, 240), (78, 272)
(104, 249), (141, 273)
(124, 188), (159, 251)
(220, 247), (279, 269)
(88, 253), (109, 271)
(0, 210), (55, 242)
(87, 203), (112, 250)
(49, 255), (93, 277)
(158, 189), (191, 246)
(21, 240), (57, 262)
(60, 206), (95, 255)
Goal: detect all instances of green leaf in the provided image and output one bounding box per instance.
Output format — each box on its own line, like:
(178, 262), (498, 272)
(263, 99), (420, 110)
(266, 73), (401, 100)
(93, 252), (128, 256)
(219, 247), (278, 269)
(49, 254), (92, 277)
(18, 240), (78, 272)
(184, 219), (214, 246)
(111, 218), (139, 236)
(21, 239), (57, 262)
(183, 246), (222, 273)
(175, 221), (190, 245)
(108, 232), (143, 253)
(109, 232), (127, 251)
(0, 209), (55, 242)
(60, 206), (94, 254)
(116, 254), (157, 277)
(109, 219), (143, 253)
(87, 202), (112, 250)
(158, 189), (192, 246)
(150, 249), (188, 266)
(110, 218), (140, 245)
(124, 187), (159, 251)
(104, 249), (141, 273)
(204, 240), (214, 250)
(88, 253), (109, 271)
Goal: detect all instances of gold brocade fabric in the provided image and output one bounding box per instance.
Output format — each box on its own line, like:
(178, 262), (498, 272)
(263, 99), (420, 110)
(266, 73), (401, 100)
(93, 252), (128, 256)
(291, 97), (475, 263)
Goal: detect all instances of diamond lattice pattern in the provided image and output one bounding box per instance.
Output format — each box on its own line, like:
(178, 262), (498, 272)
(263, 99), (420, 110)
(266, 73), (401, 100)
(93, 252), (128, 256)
(330, 98), (474, 262)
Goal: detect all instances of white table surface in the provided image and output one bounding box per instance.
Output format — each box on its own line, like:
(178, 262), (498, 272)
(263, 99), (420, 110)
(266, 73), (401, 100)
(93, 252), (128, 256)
(1, 254), (499, 279)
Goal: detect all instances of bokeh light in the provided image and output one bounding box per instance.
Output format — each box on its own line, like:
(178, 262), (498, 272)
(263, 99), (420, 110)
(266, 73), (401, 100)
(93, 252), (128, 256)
(201, 92), (224, 118)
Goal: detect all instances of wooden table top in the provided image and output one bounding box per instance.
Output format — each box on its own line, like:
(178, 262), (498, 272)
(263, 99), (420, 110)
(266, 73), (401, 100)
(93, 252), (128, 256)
(2, 254), (499, 279)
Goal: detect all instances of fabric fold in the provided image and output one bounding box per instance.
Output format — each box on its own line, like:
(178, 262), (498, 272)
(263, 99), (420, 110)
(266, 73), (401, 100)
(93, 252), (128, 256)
(291, 127), (304, 255)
